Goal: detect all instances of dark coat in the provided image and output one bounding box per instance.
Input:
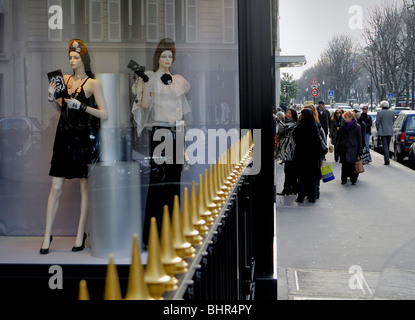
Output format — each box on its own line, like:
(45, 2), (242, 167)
(292, 109), (322, 181)
(335, 120), (363, 164)
(329, 116), (345, 145)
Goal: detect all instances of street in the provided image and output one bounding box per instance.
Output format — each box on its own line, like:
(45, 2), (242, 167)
(276, 149), (415, 300)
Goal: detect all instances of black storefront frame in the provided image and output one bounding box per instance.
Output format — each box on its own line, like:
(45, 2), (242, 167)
(238, 0), (276, 281)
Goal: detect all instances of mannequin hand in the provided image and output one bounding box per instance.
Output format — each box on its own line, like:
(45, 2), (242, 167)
(48, 82), (56, 101)
(65, 98), (88, 112)
(66, 98), (81, 110)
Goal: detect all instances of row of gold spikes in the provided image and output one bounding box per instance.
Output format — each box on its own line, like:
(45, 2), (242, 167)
(78, 131), (254, 300)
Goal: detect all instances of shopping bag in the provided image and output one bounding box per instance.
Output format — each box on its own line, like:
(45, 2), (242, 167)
(361, 150), (372, 165)
(321, 162), (335, 183)
(355, 160), (365, 174)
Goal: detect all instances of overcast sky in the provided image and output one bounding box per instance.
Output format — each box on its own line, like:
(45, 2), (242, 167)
(279, 0), (400, 79)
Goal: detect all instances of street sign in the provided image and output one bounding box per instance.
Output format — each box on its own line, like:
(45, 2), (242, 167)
(387, 93), (394, 99)
(310, 77), (319, 88)
(328, 90), (334, 98)
(311, 88), (319, 97)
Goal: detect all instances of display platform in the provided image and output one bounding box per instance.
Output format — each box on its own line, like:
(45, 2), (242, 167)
(0, 236), (146, 300)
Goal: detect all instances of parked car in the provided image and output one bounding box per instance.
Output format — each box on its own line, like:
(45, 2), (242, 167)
(389, 111), (415, 162)
(408, 142), (415, 169)
(390, 106), (410, 119)
(370, 118), (382, 152)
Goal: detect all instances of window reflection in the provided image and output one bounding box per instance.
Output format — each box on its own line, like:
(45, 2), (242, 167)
(0, 0), (240, 245)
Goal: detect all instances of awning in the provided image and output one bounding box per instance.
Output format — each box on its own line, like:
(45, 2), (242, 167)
(275, 55), (307, 68)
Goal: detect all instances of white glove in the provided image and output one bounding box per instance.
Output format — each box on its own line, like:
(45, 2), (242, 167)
(65, 98), (87, 112)
(48, 82), (56, 102)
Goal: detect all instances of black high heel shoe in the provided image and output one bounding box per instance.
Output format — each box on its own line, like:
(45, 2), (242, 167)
(72, 233), (87, 252)
(40, 235), (53, 255)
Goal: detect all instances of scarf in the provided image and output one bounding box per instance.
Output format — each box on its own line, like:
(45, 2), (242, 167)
(346, 119), (354, 132)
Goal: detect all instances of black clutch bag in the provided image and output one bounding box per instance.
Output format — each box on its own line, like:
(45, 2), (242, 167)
(47, 69), (69, 99)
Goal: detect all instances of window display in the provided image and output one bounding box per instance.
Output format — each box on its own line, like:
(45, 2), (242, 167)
(0, 0), (240, 256)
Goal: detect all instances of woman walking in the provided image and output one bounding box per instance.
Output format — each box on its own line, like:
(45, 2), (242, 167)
(292, 109), (322, 203)
(335, 111), (363, 185)
(329, 109), (345, 162)
(275, 108), (299, 196)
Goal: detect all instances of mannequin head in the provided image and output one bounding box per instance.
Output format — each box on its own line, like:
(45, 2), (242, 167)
(153, 38), (176, 72)
(68, 39), (93, 78)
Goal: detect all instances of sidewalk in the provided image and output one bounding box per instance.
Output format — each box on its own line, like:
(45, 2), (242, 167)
(276, 149), (415, 300)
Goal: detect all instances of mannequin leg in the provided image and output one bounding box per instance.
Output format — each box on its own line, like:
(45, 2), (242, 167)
(74, 178), (89, 247)
(41, 177), (65, 249)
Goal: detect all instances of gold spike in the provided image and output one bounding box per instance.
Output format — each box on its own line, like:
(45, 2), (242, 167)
(197, 174), (214, 226)
(78, 280), (90, 300)
(190, 180), (208, 235)
(124, 234), (152, 300)
(182, 188), (203, 246)
(104, 254), (122, 300)
(172, 196), (195, 259)
(220, 154), (230, 197)
(144, 218), (171, 300)
(215, 159), (226, 203)
(206, 168), (219, 217)
(161, 205), (188, 278)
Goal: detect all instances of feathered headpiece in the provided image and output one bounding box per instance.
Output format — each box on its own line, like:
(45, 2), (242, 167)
(69, 39), (88, 56)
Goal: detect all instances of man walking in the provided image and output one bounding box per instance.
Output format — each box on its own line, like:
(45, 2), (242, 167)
(376, 100), (395, 165)
(317, 101), (330, 141)
(361, 106), (373, 152)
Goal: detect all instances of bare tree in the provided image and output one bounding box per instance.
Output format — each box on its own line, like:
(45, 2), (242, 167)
(362, 2), (413, 103)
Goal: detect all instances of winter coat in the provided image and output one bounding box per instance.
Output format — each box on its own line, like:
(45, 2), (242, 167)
(376, 108), (395, 136)
(360, 113), (373, 134)
(335, 120), (363, 165)
(329, 116), (345, 145)
(275, 118), (297, 162)
(292, 109), (322, 181)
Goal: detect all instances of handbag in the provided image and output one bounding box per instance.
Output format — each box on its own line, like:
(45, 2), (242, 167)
(361, 150), (372, 165)
(316, 126), (328, 156)
(354, 157), (365, 174)
(329, 145), (334, 153)
(321, 162), (335, 183)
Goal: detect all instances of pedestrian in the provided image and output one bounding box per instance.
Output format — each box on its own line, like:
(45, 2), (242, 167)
(292, 108), (322, 203)
(335, 110), (363, 185)
(354, 110), (366, 150)
(360, 106), (373, 152)
(317, 100), (330, 141)
(40, 39), (109, 254)
(329, 109), (345, 162)
(376, 100), (395, 165)
(275, 108), (299, 196)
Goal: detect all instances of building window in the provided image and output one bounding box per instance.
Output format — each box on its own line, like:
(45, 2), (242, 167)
(0, 13), (4, 55)
(146, 0), (159, 43)
(108, 0), (121, 42)
(223, 0), (235, 44)
(89, 0), (103, 42)
(165, 0), (175, 41)
(185, 0), (198, 43)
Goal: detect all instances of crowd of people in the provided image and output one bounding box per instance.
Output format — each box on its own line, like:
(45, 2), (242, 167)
(274, 100), (387, 204)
